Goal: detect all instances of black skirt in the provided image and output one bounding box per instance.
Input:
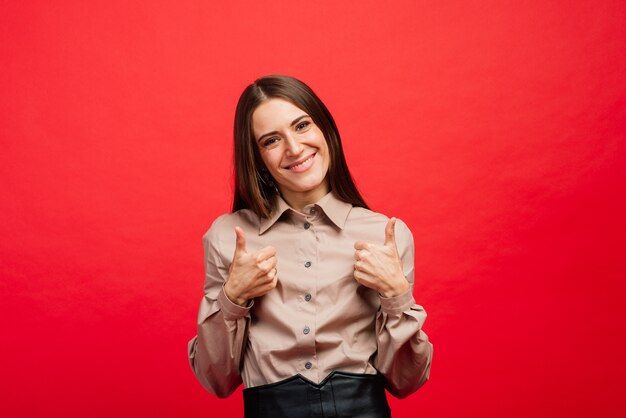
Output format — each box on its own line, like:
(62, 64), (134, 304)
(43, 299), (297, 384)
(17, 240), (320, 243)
(243, 371), (391, 418)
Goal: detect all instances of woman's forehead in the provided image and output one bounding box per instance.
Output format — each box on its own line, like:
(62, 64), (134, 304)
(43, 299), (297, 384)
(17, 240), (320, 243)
(252, 99), (307, 133)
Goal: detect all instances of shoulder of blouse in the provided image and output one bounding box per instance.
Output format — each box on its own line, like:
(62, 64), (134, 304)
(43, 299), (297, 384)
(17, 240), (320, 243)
(345, 207), (414, 249)
(202, 209), (261, 240)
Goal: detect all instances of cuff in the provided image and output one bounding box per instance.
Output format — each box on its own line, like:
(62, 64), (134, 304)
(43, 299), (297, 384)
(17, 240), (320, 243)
(217, 286), (253, 320)
(379, 287), (415, 315)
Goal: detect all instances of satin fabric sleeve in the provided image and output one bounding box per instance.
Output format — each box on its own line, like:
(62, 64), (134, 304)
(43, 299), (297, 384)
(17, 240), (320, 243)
(187, 219), (251, 398)
(374, 219), (433, 398)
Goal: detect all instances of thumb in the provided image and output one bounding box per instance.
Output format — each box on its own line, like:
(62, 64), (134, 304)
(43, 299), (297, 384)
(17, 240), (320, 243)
(384, 217), (397, 248)
(234, 226), (247, 257)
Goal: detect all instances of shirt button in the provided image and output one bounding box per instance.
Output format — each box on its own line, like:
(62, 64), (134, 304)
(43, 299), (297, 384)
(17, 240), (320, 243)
(305, 362), (312, 369)
(304, 293), (312, 302)
(304, 222), (311, 229)
(310, 207), (316, 214)
(304, 261), (312, 268)
(303, 326), (310, 335)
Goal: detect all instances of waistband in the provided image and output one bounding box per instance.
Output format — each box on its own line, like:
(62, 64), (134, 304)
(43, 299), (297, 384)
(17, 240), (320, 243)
(243, 371), (391, 418)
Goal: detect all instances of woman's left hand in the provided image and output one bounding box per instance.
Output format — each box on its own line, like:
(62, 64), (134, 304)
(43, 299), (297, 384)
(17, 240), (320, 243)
(353, 217), (410, 298)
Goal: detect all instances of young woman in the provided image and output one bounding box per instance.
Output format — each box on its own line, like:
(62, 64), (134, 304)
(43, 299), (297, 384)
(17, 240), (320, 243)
(188, 75), (433, 417)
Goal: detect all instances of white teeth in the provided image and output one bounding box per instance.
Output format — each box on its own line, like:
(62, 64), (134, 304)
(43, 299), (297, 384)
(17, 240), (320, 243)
(289, 155), (314, 170)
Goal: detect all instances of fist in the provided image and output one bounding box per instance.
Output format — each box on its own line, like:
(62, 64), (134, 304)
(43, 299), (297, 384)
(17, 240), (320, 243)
(224, 226), (278, 306)
(353, 217), (410, 298)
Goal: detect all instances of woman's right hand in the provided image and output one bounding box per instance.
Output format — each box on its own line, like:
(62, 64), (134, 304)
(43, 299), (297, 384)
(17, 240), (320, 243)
(223, 226), (278, 306)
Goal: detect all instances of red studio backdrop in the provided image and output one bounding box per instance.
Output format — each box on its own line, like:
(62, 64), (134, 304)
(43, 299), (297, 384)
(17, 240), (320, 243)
(1, 1), (625, 417)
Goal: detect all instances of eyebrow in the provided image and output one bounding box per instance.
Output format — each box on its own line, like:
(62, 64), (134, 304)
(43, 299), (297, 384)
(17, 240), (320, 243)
(256, 114), (310, 143)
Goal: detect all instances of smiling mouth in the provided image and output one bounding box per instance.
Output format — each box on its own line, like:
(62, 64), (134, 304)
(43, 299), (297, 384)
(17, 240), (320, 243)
(285, 153), (316, 171)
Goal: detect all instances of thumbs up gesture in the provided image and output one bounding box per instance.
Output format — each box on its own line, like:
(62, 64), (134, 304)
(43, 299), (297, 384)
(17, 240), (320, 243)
(224, 226), (278, 306)
(353, 217), (410, 298)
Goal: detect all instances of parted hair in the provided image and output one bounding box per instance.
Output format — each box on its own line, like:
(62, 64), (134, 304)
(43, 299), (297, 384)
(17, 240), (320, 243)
(232, 75), (368, 218)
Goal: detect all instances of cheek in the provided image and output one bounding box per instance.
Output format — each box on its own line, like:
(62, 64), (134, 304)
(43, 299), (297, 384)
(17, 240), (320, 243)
(313, 131), (329, 155)
(261, 150), (282, 172)
(320, 140), (330, 160)
(321, 144), (331, 171)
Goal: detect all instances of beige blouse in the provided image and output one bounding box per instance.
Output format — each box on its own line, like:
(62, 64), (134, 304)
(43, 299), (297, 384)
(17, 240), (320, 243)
(188, 192), (433, 398)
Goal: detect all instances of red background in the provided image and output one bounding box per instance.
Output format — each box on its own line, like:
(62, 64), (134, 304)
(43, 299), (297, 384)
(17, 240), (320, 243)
(2, 1), (625, 417)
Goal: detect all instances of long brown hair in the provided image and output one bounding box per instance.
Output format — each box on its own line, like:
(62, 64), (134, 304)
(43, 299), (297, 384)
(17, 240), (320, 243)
(232, 75), (368, 218)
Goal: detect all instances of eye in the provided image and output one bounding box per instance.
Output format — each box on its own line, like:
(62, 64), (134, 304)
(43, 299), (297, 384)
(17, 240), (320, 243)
(262, 136), (280, 148)
(296, 121), (311, 131)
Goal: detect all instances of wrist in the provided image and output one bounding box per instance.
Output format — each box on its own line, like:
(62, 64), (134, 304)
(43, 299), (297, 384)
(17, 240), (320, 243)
(380, 277), (410, 298)
(224, 283), (248, 306)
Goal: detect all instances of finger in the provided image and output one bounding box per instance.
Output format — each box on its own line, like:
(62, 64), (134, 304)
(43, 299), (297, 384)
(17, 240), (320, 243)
(353, 270), (379, 292)
(255, 245), (277, 262)
(354, 260), (373, 275)
(256, 271), (274, 285)
(354, 240), (370, 250)
(257, 272), (278, 294)
(353, 269), (368, 285)
(258, 256), (277, 273)
(384, 217), (397, 248)
(234, 226), (247, 256)
(354, 249), (371, 261)
(268, 274), (278, 290)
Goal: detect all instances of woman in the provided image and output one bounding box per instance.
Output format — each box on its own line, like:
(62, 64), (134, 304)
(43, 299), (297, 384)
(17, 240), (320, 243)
(188, 75), (432, 417)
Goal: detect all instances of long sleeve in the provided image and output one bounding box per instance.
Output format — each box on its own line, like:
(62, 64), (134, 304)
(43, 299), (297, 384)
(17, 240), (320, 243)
(373, 219), (433, 399)
(187, 220), (251, 398)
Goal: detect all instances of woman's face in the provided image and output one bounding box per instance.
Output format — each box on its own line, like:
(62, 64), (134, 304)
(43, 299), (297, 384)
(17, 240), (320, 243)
(252, 98), (330, 206)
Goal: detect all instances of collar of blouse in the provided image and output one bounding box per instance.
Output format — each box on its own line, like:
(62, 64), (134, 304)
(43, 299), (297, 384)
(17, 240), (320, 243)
(259, 191), (352, 235)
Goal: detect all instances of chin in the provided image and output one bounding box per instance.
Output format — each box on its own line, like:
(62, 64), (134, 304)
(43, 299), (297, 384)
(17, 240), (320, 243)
(300, 176), (326, 189)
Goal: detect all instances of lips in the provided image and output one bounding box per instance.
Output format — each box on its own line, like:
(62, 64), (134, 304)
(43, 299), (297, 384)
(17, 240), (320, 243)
(284, 153), (316, 171)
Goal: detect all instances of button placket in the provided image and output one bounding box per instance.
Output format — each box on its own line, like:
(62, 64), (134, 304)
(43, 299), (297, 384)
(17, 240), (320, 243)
(297, 209), (318, 375)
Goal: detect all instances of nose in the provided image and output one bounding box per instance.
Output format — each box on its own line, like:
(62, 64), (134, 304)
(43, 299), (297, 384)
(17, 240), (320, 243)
(284, 132), (304, 156)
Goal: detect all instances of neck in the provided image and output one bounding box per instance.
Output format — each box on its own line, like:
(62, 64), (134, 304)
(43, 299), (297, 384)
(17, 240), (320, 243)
(280, 184), (330, 213)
